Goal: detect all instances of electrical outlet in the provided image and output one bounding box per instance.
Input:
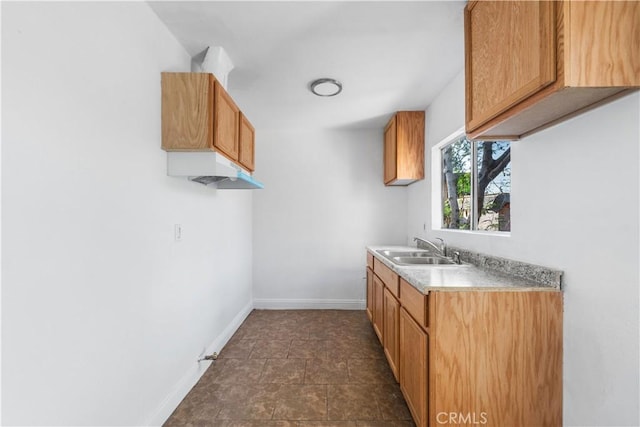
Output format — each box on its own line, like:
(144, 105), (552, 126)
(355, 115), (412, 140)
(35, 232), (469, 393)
(174, 224), (182, 241)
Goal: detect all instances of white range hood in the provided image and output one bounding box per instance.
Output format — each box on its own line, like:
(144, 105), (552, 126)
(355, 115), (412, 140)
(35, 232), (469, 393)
(167, 152), (264, 190)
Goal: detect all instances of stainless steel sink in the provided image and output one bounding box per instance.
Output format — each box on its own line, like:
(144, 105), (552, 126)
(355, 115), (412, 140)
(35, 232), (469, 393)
(376, 249), (467, 267)
(391, 256), (455, 265)
(377, 250), (433, 258)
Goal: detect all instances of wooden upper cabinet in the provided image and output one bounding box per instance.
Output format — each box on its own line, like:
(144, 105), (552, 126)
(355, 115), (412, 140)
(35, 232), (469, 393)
(161, 73), (214, 151)
(162, 72), (250, 167)
(465, 0), (640, 140)
(238, 113), (255, 172)
(383, 116), (397, 184)
(465, 1), (556, 132)
(384, 111), (425, 186)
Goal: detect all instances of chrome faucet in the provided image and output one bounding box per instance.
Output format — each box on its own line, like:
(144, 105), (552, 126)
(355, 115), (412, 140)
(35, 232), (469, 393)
(413, 237), (446, 256)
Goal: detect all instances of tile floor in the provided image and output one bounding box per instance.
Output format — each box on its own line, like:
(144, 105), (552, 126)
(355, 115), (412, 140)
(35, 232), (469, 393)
(165, 310), (415, 427)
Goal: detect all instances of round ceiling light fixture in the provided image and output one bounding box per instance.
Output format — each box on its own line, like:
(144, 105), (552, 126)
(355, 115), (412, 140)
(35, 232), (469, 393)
(310, 78), (343, 97)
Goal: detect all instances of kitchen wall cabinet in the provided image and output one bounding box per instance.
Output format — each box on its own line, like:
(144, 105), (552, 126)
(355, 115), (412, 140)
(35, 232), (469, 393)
(399, 307), (428, 427)
(383, 111), (425, 186)
(238, 113), (255, 172)
(465, 0), (639, 140)
(213, 80), (240, 160)
(383, 287), (400, 381)
(162, 73), (254, 170)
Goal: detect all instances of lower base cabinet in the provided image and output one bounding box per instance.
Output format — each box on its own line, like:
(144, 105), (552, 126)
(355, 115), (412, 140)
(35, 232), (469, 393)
(366, 268), (373, 322)
(372, 275), (384, 343)
(399, 307), (428, 427)
(383, 287), (400, 381)
(429, 291), (563, 426)
(365, 253), (563, 427)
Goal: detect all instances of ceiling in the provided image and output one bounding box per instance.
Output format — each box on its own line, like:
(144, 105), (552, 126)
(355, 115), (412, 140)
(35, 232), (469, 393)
(149, 1), (466, 131)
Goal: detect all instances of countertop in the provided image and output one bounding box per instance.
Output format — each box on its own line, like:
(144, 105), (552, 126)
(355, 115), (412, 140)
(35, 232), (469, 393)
(367, 245), (561, 294)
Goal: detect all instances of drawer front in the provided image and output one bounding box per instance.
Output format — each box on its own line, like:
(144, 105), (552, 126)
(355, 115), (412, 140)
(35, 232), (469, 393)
(400, 278), (427, 329)
(367, 252), (374, 269)
(374, 258), (399, 297)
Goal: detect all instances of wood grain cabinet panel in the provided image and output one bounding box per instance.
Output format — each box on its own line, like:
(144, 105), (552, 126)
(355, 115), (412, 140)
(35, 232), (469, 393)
(372, 274), (385, 344)
(238, 113), (255, 171)
(162, 72), (259, 171)
(384, 111), (425, 186)
(400, 307), (428, 427)
(373, 258), (399, 297)
(213, 81), (240, 160)
(366, 267), (374, 322)
(161, 73), (214, 151)
(465, 0), (640, 140)
(429, 291), (563, 427)
(400, 278), (427, 329)
(383, 287), (400, 381)
(383, 116), (397, 184)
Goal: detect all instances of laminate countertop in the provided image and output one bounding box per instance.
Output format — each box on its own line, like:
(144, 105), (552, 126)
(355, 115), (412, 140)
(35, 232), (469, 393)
(367, 245), (561, 294)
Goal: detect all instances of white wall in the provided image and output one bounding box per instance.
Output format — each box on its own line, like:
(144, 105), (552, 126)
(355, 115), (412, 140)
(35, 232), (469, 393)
(2, 3), (253, 425)
(253, 128), (407, 307)
(409, 70), (640, 426)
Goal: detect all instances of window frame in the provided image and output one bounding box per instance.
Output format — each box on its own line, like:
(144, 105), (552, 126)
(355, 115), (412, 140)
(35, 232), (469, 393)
(431, 127), (511, 236)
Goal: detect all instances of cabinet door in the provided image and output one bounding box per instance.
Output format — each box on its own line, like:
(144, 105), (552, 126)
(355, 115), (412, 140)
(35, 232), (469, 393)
(400, 308), (428, 427)
(383, 116), (397, 184)
(383, 288), (400, 381)
(238, 113), (255, 171)
(465, 1), (556, 132)
(213, 81), (240, 160)
(161, 73), (213, 151)
(372, 275), (385, 344)
(366, 268), (374, 322)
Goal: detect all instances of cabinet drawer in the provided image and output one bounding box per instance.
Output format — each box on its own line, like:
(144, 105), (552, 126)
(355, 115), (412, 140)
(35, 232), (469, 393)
(367, 252), (374, 269)
(400, 279), (427, 329)
(374, 258), (399, 297)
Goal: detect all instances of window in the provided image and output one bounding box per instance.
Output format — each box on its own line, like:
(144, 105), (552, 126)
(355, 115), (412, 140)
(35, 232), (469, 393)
(436, 130), (511, 232)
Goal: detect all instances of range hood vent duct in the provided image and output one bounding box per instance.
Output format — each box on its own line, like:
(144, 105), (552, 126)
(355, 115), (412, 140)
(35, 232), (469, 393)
(193, 46), (234, 90)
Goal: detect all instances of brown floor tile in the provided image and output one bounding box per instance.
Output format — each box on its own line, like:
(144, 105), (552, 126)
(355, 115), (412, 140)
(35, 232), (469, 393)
(289, 339), (328, 359)
(347, 358), (396, 384)
(299, 422), (358, 427)
(213, 382), (280, 403)
(219, 339), (256, 359)
(164, 381), (224, 425)
(214, 383), (280, 421)
(214, 421), (297, 427)
(209, 359), (267, 384)
(356, 421), (415, 427)
(374, 383), (413, 421)
(328, 339), (384, 359)
(249, 340), (291, 359)
(260, 358), (306, 384)
(165, 310), (416, 427)
(272, 384), (328, 420)
(327, 384), (381, 420)
(304, 358), (349, 384)
(309, 325), (348, 340)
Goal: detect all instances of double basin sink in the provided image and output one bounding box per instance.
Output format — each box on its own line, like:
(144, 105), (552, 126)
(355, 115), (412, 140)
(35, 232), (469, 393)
(376, 249), (467, 267)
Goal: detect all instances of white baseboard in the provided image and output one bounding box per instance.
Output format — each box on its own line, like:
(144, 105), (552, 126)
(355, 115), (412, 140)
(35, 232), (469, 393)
(253, 298), (365, 310)
(145, 300), (254, 426)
